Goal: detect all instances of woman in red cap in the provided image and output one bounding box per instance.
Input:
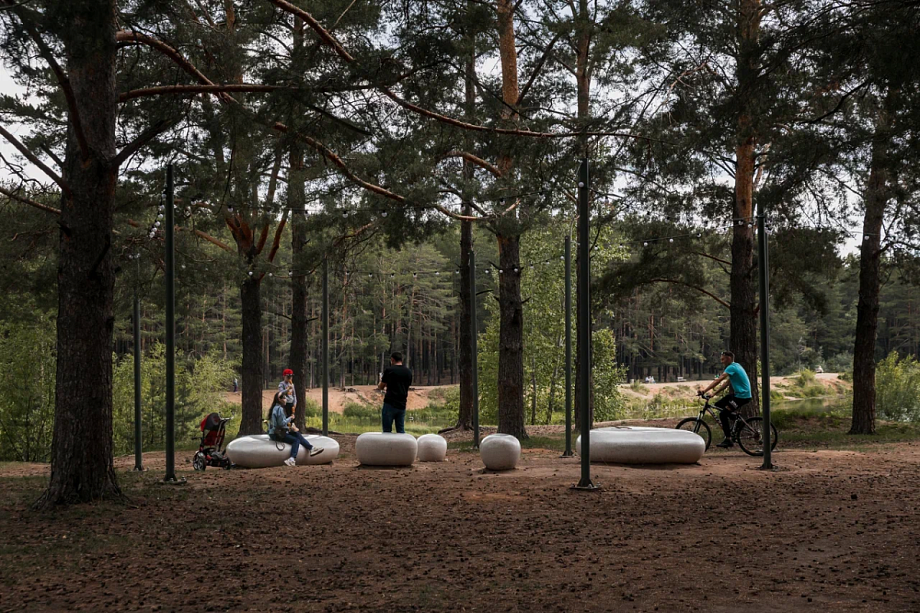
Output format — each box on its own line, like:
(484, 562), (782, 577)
(279, 369), (297, 417)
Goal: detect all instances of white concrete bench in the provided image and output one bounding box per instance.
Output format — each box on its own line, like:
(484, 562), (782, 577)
(576, 426), (705, 464)
(356, 432), (418, 466)
(226, 434), (340, 468)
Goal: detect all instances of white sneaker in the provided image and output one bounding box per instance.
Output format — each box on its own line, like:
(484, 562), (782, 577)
(284, 457), (296, 466)
(309, 447), (324, 457)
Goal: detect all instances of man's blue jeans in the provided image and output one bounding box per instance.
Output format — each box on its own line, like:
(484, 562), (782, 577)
(282, 431), (313, 459)
(382, 403), (406, 433)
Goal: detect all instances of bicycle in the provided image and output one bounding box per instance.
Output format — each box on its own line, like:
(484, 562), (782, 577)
(676, 393), (778, 457)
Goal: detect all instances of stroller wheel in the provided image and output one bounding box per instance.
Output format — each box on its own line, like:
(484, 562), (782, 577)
(192, 452), (206, 471)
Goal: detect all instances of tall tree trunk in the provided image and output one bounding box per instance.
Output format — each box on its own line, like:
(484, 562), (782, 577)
(289, 145), (308, 430)
(240, 277), (263, 434)
(494, 0), (527, 439)
(455, 17), (476, 429)
(729, 0), (762, 418)
(37, 0), (121, 509)
(287, 17), (313, 430)
(851, 98), (892, 435)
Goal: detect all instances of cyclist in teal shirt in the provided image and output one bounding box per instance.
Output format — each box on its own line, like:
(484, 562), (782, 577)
(698, 351), (752, 448)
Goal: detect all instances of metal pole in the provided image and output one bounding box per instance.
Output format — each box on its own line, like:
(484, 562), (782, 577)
(133, 293), (143, 471)
(470, 250), (480, 448)
(164, 164), (177, 482)
(322, 258), (329, 437)
(757, 203), (773, 469)
(575, 158), (598, 490)
(562, 235), (573, 457)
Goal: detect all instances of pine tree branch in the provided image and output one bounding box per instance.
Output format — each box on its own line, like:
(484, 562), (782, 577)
(112, 118), (176, 167)
(192, 228), (232, 252)
(648, 278), (730, 310)
(116, 31), (232, 102)
(119, 28), (486, 222)
(442, 151), (502, 177)
(119, 83), (282, 102)
(688, 251), (731, 267)
(6, 2), (91, 160)
(0, 185), (61, 215)
(266, 0), (650, 142)
(0, 124), (71, 197)
(517, 29), (564, 106)
(267, 209), (289, 263)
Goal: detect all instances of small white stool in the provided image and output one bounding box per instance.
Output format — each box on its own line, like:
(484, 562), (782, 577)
(417, 433), (448, 462)
(480, 433), (521, 471)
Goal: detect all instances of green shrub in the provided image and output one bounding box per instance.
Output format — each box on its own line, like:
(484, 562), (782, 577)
(0, 312), (56, 462)
(876, 352), (920, 422)
(342, 402), (378, 421)
(629, 380), (649, 394)
(793, 369), (817, 386)
(112, 345), (236, 455)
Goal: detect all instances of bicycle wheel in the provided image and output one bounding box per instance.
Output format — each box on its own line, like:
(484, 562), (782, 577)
(676, 418), (712, 450)
(736, 417), (779, 456)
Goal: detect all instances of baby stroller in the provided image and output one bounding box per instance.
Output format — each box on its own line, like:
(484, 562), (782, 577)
(192, 412), (233, 470)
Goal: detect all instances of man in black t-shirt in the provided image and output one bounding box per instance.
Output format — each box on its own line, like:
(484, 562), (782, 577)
(377, 352), (413, 433)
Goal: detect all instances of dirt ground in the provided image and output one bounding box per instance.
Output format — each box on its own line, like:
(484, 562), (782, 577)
(221, 384), (452, 414)
(2, 429), (919, 613)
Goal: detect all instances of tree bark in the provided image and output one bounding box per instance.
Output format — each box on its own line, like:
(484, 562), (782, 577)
(240, 276), (263, 434)
(497, 235), (527, 437)
(289, 144), (308, 431)
(492, 0), (527, 438)
(36, 0), (122, 509)
(728, 0), (762, 418)
(456, 28), (476, 430)
(851, 99), (892, 435)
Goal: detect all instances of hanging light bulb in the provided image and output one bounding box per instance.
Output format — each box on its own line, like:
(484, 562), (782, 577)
(368, 273), (373, 278)
(390, 273), (395, 278)
(499, 269), (504, 274)
(268, 272), (273, 277)
(669, 238), (674, 243)
(248, 271), (253, 276)
(864, 235), (870, 241)
(435, 271), (440, 276)
(158, 213), (164, 220)
(643, 241), (648, 247)
(288, 270), (293, 276)
(381, 211), (388, 217)
(228, 206), (233, 213)
(697, 233), (702, 238)
(454, 270), (460, 275)
(578, 182), (584, 188)
(413, 272), (418, 278)
(513, 267), (518, 273)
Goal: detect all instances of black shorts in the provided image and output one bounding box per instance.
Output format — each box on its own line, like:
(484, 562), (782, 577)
(715, 395), (751, 412)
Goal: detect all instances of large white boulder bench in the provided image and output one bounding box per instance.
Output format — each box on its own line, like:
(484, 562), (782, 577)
(416, 433), (448, 462)
(355, 432), (418, 466)
(576, 426), (705, 465)
(480, 433), (521, 471)
(226, 434), (340, 468)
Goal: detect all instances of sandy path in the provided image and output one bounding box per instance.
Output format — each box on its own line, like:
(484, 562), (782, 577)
(221, 384), (454, 413)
